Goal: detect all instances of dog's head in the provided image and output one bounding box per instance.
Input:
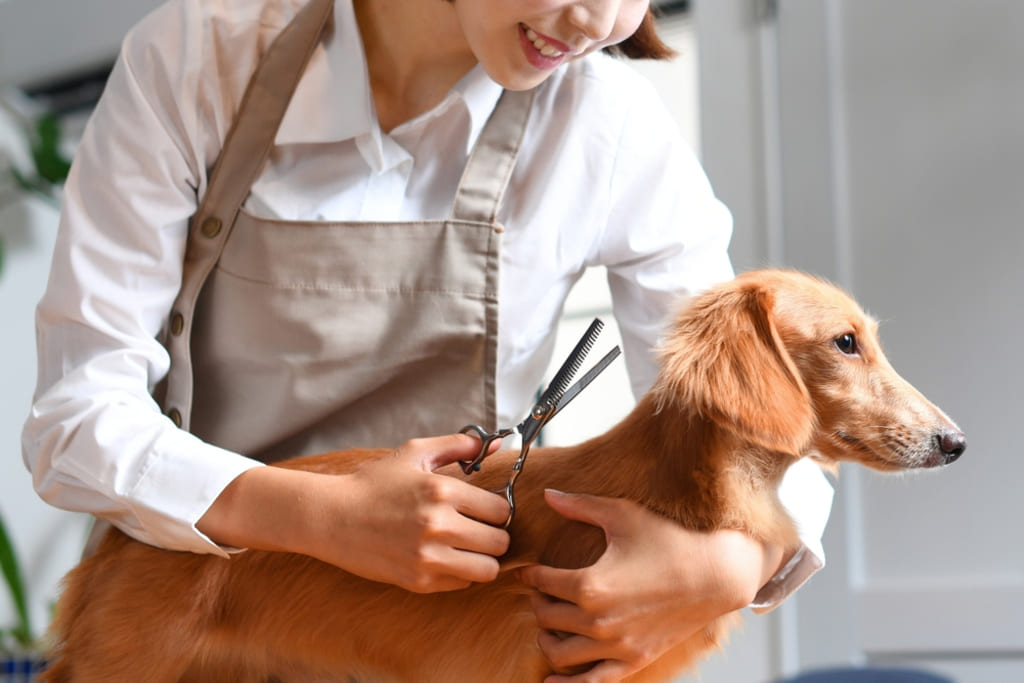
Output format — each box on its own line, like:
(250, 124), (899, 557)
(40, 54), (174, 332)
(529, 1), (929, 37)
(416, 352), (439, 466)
(652, 269), (965, 472)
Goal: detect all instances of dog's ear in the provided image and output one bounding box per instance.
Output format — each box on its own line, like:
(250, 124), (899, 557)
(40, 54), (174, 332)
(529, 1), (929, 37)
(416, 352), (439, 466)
(654, 282), (814, 455)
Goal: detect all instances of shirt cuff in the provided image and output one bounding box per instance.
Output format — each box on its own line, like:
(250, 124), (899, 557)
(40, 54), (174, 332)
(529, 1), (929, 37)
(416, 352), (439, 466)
(749, 457), (835, 612)
(126, 427), (265, 557)
(750, 545), (824, 613)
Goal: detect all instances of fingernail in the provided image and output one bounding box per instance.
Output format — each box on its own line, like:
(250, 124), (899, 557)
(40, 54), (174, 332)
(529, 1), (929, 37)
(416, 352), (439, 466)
(545, 488), (569, 497)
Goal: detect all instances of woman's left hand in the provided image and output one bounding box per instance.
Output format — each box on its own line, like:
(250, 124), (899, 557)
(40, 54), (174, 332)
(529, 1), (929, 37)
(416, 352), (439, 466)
(517, 489), (785, 683)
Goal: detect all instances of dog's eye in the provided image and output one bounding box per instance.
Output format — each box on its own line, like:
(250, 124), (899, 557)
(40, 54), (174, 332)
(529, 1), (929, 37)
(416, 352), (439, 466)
(834, 333), (859, 355)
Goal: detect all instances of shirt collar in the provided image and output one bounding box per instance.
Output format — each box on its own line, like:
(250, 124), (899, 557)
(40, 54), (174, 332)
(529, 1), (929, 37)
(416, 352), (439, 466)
(276, 0), (374, 146)
(275, 0), (503, 156)
(451, 65), (504, 155)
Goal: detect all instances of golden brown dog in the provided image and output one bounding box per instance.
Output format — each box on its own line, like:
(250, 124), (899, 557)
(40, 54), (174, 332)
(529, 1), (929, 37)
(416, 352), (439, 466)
(41, 269), (965, 682)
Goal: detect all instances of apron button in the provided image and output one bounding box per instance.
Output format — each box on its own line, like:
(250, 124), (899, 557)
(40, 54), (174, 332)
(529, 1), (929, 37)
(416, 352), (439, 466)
(170, 312), (184, 336)
(200, 216), (222, 238)
(167, 408), (182, 428)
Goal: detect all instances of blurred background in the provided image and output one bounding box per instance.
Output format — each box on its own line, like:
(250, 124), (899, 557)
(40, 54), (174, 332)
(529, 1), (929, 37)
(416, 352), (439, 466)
(1, 1), (1021, 682)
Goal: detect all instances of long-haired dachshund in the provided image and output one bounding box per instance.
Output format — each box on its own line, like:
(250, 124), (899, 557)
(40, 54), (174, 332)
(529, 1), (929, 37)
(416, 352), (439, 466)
(41, 269), (965, 682)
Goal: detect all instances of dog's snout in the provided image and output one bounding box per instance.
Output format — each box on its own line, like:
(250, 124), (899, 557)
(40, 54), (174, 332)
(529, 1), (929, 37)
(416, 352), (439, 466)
(937, 428), (966, 464)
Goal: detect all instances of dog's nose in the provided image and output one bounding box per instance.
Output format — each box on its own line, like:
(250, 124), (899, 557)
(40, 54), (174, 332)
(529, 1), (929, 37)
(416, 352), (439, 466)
(937, 428), (966, 463)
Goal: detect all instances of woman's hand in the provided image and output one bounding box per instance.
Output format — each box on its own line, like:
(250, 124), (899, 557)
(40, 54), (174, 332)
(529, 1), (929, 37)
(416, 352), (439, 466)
(323, 434), (512, 592)
(198, 433), (511, 593)
(517, 490), (785, 683)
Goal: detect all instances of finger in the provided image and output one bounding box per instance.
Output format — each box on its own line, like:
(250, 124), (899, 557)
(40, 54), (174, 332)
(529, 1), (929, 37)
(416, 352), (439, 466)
(518, 564), (585, 604)
(401, 434), (511, 524)
(452, 481), (512, 527)
(442, 509), (510, 557)
(544, 658), (633, 683)
(538, 630), (626, 676)
(404, 433), (488, 471)
(542, 489), (624, 533)
(442, 546), (504, 585)
(528, 592), (596, 636)
(400, 543), (502, 593)
(402, 573), (473, 594)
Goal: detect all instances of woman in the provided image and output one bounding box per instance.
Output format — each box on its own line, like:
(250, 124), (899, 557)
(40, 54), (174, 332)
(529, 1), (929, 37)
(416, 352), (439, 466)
(23, 0), (833, 680)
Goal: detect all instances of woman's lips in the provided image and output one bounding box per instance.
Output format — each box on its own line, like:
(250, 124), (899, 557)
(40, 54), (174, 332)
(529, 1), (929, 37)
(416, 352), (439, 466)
(518, 23), (574, 70)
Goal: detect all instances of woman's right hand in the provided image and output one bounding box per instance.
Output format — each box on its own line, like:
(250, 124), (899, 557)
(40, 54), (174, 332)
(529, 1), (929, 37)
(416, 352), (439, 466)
(197, 433), (511, 593)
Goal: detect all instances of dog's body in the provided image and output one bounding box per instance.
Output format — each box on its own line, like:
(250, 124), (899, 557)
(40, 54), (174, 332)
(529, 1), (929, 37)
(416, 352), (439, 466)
(42, 269), (965, 682)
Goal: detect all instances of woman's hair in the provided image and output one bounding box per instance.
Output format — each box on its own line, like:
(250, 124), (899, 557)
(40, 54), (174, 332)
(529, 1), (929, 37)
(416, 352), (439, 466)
(607, 8), (676, 60)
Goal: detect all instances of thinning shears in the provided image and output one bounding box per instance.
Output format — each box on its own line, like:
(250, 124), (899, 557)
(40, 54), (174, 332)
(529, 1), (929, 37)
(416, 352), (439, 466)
(459, 318), (621, 528)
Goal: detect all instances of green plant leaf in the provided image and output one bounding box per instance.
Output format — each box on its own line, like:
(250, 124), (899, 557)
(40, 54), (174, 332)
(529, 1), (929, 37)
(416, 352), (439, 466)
(4, 112), (71, 211)
(0, 512), (33, 648)
(32, 115), (71, 185)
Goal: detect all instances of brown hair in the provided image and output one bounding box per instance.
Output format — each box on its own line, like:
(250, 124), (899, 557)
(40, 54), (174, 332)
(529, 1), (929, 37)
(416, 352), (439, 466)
(606, 8), (676, 60)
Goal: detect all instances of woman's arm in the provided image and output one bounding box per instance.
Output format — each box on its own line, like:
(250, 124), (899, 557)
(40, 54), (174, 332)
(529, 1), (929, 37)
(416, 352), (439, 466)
(198, 434), (511, 592)
(21, 1), (246, 555)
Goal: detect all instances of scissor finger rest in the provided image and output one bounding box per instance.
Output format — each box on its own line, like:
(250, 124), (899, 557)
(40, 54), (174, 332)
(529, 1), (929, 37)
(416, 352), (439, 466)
(458, 424), (513, 474)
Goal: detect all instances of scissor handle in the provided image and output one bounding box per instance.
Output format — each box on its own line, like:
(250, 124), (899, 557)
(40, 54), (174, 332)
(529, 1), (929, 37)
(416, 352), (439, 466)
(500, 483), (515, 530)
(457, 424), (513, 474)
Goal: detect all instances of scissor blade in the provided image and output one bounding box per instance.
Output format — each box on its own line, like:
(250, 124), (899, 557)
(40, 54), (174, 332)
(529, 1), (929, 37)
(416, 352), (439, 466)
(537, 318), (605, 408)
(549, 345), (621, 421)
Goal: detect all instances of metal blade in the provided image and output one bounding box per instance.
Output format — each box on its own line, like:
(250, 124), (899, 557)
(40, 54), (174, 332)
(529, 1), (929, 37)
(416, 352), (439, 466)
(537, 318), (605, 408)
(549, 345), (621, 421)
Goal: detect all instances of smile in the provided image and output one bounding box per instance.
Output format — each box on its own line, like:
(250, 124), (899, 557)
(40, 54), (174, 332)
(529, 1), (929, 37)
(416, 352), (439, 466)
(522, 24), (568, 58)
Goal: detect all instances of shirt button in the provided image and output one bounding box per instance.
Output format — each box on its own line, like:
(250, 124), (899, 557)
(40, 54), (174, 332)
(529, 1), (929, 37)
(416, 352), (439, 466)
(167, 408), (182, 428)
(200, 216), (222, 238)
(170, 312), (184, 336)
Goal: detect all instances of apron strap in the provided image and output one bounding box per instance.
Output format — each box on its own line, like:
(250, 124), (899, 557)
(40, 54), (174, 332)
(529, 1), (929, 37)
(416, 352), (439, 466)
(450, 88), (537, 225)
(192, 0), (334, 231)
(163, 0), (333, 431)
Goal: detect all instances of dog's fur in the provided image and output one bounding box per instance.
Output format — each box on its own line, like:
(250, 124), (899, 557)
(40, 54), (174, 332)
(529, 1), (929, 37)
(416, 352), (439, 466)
(41, 269), (965, 682)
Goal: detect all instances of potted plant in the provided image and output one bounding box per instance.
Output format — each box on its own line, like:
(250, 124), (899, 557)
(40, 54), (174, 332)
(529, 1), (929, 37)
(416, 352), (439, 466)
(0, 511), (47, 681)
(0, 104), (72, 274)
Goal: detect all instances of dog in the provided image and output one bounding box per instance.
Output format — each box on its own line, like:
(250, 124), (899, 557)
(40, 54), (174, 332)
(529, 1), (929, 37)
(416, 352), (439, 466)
(41, 269), (965, 682)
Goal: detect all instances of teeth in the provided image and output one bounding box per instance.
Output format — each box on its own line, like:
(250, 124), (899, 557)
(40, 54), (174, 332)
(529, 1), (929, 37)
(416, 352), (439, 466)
(524, 25), (564, 57)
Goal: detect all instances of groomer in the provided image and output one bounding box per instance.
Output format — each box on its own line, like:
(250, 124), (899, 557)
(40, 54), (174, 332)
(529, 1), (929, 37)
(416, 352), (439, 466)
(23, 1), (833, 679)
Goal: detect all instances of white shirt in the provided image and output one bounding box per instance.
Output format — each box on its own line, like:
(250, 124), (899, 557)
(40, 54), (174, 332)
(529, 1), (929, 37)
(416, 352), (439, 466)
(22, 0), (831, 607)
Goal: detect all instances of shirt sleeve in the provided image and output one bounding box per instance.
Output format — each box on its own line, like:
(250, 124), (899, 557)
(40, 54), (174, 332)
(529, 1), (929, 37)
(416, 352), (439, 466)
(595, 69), (834, 607)
(21, 1), (262, 556)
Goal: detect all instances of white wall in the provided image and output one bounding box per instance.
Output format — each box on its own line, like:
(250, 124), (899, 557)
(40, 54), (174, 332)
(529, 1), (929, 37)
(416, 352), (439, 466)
(0, 0), (164, 87)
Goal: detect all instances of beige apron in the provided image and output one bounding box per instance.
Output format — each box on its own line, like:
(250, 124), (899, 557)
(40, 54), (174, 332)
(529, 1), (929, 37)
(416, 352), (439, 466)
(159, 0), (535, 462)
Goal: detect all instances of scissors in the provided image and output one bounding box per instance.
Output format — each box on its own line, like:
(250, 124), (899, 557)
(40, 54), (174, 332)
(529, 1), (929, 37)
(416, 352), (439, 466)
(458, 318), (621, 529)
